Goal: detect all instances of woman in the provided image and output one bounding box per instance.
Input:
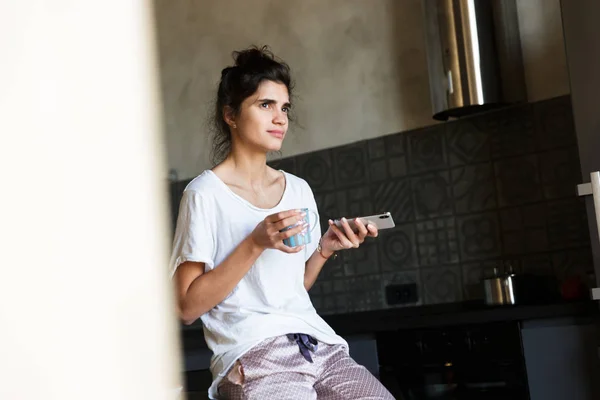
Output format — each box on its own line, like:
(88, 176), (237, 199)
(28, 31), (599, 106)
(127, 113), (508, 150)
(170, 46), (395, 400)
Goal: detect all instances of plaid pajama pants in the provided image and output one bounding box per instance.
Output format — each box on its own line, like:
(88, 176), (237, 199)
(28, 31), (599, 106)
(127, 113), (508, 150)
(217, 334), (395, 400)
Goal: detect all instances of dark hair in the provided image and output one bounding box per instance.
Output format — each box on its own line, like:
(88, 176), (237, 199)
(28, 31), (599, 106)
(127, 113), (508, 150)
(210, 45), (294, 165)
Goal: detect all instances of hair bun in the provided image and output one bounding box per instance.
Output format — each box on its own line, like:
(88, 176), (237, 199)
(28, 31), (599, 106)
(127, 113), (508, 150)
(233, 45), (277, 71)
(221, 66), (235, 78)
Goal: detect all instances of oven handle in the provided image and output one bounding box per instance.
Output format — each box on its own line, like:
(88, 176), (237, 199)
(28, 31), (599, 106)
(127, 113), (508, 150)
(577, 171), (600, 300)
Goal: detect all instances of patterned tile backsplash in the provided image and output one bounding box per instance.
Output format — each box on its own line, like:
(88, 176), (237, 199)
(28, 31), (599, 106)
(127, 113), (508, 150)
(169, 95), (594, 315)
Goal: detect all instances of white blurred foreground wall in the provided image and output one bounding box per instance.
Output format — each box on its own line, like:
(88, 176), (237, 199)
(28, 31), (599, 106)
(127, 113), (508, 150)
(0, 1), (183, 399)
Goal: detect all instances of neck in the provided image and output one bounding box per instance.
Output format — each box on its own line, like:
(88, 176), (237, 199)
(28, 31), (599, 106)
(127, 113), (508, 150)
(224, 144), (270, 186)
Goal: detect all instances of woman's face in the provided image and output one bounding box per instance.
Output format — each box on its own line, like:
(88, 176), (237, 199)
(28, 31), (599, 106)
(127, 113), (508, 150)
(229, 80), (290, 154)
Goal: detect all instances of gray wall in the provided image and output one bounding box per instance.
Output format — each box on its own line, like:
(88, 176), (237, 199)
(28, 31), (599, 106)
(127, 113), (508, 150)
(155, 0), (570, 180)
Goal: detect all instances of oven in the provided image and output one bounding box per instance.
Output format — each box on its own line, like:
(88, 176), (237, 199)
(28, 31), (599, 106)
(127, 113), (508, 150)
(377, 322), (529, 399)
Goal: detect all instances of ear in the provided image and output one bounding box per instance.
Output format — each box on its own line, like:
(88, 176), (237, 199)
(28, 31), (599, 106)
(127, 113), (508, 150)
(223, 106), (236, 129)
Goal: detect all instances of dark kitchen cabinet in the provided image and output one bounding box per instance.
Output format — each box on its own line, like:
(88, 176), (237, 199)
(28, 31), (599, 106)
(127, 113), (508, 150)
(521, 319), (600, 400)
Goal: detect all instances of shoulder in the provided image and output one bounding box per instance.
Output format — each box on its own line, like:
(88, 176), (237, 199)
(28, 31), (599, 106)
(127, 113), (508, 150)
(281, 170), (312, 192)
(178, 171), (223, 210)
(281, 171), (316, 204)
(177, 171), (221, 223)
(184, 170), (219, 194)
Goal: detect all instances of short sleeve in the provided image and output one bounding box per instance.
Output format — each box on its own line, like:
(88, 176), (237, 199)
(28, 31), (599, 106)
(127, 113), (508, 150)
(304, 183), (322, 262)
(168, 190), (215, 277)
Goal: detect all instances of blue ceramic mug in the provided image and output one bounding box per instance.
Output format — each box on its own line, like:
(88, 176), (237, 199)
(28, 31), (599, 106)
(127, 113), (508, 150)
(281, 208), (319, 247)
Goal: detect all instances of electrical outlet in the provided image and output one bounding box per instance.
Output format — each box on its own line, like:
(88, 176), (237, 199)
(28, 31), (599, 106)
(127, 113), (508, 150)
(385, 283), (418, 305)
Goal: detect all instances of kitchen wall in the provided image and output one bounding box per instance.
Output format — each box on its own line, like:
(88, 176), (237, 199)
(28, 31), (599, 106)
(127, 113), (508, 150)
(170, 95), (594, 315)
(155, 0), (570, 181)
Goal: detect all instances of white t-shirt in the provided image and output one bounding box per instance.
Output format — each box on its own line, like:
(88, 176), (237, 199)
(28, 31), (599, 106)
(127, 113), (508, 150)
(169, 170), (348, 399)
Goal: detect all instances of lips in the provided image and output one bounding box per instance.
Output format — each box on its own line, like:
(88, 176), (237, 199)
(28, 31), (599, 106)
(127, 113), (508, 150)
(268, 130), (284, 139)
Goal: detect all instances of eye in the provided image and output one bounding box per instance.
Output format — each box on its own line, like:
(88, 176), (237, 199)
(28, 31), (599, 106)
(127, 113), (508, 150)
(282, 106), (289, 113)
(260, 102), (270, 109)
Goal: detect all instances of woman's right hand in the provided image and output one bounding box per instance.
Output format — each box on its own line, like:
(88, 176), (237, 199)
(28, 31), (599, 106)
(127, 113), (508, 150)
(250, 209), (307, 253)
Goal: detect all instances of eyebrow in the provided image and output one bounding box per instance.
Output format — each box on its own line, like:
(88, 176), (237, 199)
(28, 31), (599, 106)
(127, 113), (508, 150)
(257, 98), (292, 108)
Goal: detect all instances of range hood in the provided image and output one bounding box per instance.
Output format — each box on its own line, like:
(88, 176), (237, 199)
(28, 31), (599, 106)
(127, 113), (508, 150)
(422, 0), (527, 121)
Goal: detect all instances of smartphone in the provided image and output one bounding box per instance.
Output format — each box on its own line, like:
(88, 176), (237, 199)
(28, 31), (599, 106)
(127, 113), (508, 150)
(333, 212), (395, 233)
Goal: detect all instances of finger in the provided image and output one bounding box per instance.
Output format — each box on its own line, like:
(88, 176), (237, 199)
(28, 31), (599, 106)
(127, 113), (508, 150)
(276, 221), (308, 241)
(276, 244), (305, 254)
(354, 218), (369, 242)
(340, 218), (360, 247)
(267, 209), (303, 223)
(273, 213), (306, 231)
(328, 220), (354, 249)
(367, 224), (379, 238)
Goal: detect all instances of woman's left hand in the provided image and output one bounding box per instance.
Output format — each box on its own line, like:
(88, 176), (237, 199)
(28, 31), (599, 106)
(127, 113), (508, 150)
(320, 218), (378, 256)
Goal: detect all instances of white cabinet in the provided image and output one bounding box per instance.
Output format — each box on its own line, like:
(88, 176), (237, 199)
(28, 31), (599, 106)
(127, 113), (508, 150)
(561, 0), (600, 296)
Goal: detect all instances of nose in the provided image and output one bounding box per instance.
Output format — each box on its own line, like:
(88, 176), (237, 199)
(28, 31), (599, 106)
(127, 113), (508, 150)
(273, 110), (287, 125)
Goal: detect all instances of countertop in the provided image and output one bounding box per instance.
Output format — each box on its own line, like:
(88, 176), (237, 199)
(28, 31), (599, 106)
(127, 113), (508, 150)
(181, 300), (600, 352)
